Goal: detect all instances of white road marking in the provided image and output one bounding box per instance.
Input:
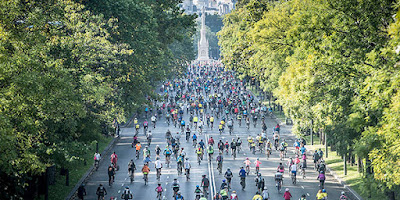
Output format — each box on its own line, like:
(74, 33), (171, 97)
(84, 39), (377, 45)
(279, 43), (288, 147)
(118, 190), (121, 193)
(121, 183), (124, 186)
(307, 193), (310, 196)
(301, 186), (304, 189)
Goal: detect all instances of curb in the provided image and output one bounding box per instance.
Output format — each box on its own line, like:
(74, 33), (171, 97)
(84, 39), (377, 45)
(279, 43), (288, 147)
(65, 136), (119, 200)
(326, 166), (364, 200)
(248, 88), (363, 200)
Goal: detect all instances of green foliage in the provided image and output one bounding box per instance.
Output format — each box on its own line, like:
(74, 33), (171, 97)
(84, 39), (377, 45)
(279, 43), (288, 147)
(0, 0), (195, 198)
(218, 0), (400, 194)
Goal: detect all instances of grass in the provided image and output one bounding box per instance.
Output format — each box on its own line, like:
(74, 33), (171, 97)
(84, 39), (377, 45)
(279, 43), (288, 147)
(306, 144), (384, 199)
(44, 136), (113, 200)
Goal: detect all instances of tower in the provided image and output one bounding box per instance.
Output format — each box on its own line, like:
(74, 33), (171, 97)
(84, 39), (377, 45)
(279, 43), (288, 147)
(197, 7), (210, 61)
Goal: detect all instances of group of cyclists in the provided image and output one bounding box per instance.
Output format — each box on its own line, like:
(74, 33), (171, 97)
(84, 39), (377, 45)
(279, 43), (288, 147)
(91, 63), (348, 200)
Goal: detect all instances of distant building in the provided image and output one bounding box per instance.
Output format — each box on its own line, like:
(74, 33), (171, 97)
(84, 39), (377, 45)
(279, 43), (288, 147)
(181, 0), (235, 15)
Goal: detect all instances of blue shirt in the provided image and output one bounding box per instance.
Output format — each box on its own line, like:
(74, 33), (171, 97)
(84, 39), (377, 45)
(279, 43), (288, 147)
(239, 169), (246, 178)
(181, 120), (185, 126)
(199, 141), (205, 148)
(193, 134), (197, 140)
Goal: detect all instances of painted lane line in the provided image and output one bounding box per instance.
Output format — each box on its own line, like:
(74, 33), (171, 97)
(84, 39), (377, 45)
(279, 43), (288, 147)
(118, 190), (121, 193)
(307, 193), (310, 196)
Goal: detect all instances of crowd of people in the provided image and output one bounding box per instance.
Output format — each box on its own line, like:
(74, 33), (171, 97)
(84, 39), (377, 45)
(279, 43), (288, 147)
(85, 62), (348, 200)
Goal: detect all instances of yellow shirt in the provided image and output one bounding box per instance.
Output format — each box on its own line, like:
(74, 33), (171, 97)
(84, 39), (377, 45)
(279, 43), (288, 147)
(252, 195), (262, 200)
(316, 193), (327, 200)
(221, 121), (225, 125)
(194, 117), (198, 122)
(210, 117), (214, 122)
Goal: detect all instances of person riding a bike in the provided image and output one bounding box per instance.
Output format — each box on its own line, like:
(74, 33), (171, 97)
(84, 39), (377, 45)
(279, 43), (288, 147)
(142, 163), (150, 181)
(254, 158), (261, 172)
(128, 159), (136, 180)
(230, 139), (237, 155)
(184, 157), (191, 178)
(172, 178), (180, 197)
(224, 168), (233, 188)
(96, 184), (107, 200)
(207, 145), (214, 159)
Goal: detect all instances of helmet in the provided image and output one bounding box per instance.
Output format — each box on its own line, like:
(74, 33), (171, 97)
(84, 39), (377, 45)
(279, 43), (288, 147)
(256, 191), (260, 194)
(203, 175), (206, 177)
(320, 171), (324, 173)
(186, 157), (189, 160)
(196, 185), (199, 188)
(177, 192), (181, 195)
(285, 188), (289, 191)
(258, 173), (261, 176)
(156, 157), (160, 160)
(246, 157), (249, 160)
(222, 179), (226, 182)
(322, 189), (326, 192)
(341, 191), (345, 195)
(156, 145), (159, 147)
(125, 186), (129, 189)
(227, 168), (230, 170)
(257, 158), (259, 160)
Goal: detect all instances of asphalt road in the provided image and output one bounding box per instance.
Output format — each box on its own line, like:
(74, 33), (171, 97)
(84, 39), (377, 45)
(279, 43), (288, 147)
(84, 108), (350, 200)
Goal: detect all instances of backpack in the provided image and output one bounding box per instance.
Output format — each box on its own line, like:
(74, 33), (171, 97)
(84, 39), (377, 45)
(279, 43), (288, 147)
(121, 191), (132, 199)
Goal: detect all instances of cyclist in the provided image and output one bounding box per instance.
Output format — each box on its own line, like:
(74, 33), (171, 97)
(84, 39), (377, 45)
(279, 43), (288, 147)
(273, 132), (280, 150)
(94, 152), (101, 168)
(107, 165), (115, 186)
(197, 146), (203, 161)
(110, 152), (118, 169)
(252, 191), (262, 200)
(239, 167), (246, 189)
(143, 146), (150, 159)
(175, 192), (184, 200)
(224, 141), (230, 154)
(155, 184), (163, 199)
(208, 136), (215, 146)
(147, 131), (152, 145)
(192, 133), (197, 146)
(143, 119), (148, 132)
(237, 137), (242, 152)
(186, 128), (191, 141)
(207, 145), (214, 160)
(277, 163), (285, 174)
(220, 179), (228, 190)
(283, 188), (292, 200)
(194, 185), (203, 200)
(177, 154), (184, 174)
(135, 142), (142, 159)
(155, 157), (163, 178)
(317, 171), (326, 189)
(121, 186), (133, 200)
(142, 163), (150, 182)
(151, 115), (157, 128)
(299, 194), (307, 200)
(128, 159), (136, 181)
(275, 170), (283, 188)
(230, 139), (237, 156)
(218, 140), (225, 153)
(210, 116), (215, 128)
(219, 187), (229, 200)
(247, 135), (253, 148)
(77, 184), (86, 200)
(262, 188), (269, 200)
(224, 168), (233, 188)
(244, 158), (251, 174)
(218, 123), (223, 133)
(340, 191), (347, 200)
(201, 175), (210, 197)
(96, 184), (107, 200)
(172, 178), (180, 198)
(184, 157), (191, 179)
(155, 145), (161, 158)
(254, 158), (261, 173)
(230, 191), (238, 200)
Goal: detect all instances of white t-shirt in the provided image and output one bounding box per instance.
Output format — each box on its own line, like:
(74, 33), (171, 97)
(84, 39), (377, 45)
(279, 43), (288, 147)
(155, 160), (162, 169)
(291, 164), (297, 172)
(184, 161), (191, 169)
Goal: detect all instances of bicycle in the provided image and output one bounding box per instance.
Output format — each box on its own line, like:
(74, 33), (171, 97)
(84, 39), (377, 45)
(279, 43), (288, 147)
(245, 165), (250, 175)
(276, 179), (282, 193)
(143, 173), (148, 185)
(156, 191), (163, 200)
(156, 168), (161, 181)
(232, 150), (236, 160)
(129, 170), (134, 183)
(217, 162), (223, 174)
(185, 169), (190, 181)
(136, 150), (140, 160)
(266, 148), (271, 159)
(240, 177), (246, 190)
(300, 167), (306, 179)
(198, 154), (201, 165)
(291, 172), (297, 185)
(229, 126), (233, 135)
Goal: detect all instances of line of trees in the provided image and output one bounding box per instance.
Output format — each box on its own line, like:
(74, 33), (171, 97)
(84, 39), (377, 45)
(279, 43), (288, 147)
(0, 0), (196, 198)
(218, 0), (400, 198)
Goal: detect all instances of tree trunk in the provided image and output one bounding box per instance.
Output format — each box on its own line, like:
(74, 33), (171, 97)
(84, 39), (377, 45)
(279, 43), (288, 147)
(357, 157), (363, 173)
